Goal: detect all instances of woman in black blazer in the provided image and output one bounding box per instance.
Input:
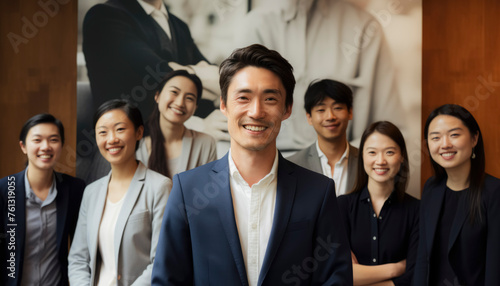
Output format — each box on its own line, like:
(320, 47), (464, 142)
(415, 104), (500, 285)
(0, 114), (85, 286)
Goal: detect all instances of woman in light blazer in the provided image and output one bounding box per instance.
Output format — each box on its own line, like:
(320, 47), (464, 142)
(414, 104), (500, 285)
(68, 100), (172, 285)
(136, 70), (217, 178)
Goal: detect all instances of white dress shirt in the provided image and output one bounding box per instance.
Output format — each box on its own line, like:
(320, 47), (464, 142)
(137, 0), (171, 39)
(316, 141), (350, 196)
(97, 197), (125, 286)
(228, 150), (279, 286)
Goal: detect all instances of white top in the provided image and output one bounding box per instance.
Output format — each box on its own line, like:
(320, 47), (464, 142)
(228, 150), (279, 286)
(97, 197), (125, 286)
(137, 0), (171, 39)
(316, 141), (350, 196)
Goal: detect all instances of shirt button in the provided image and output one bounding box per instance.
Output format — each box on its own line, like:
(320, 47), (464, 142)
(373, 213), (376, 218)
(373, 258), (377, 263)
(373, 236), (377, 240)
(367, 198), (371, 202)
(379, 216), (383, 220)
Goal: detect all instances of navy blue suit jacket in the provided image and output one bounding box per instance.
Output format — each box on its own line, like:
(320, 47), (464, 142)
(152, 153), (352, 285)
(0, 170), (85, 286)
(414, 175), (500, 285)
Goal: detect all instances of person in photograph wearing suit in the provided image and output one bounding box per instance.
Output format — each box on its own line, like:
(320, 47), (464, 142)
(338, 121), (419, 285)
(0, 113), (85, 286)
(68, 100), (172, 285)
(414, 104), (500, 285)
(151, 44), (352, 285)
(288, 79), (358, 196)
(136, 70), (217, 178)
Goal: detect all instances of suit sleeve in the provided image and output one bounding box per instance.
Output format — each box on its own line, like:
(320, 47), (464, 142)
(485, 181), (500, 284)
(413, 182), (431, 286)
(152, 174), (194, 286)
(68, 187), (93, 286)
(131, 177), (172, 286)
(311, 179), (353, 285)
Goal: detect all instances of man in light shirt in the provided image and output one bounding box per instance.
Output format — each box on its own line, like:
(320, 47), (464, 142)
(288, 79), (359, 196)
(152, 44), (352, 285)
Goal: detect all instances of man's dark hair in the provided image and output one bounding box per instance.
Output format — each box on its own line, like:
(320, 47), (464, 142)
(20, 113), (65, 145)
(304, 79), (353, 114)
(219, 44), (295, 109)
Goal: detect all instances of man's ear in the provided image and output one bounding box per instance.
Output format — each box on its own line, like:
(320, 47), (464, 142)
(220, 96), (227, 116)
(282, 103), (292, 120)
(306, 112), (313, 126)
(348, 107), (353, 120)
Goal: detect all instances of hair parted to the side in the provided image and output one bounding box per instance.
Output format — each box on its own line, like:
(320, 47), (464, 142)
(219, 44), (295, 108)
(20, 113), (65, 145)
(350, 121), (409, 201)
(93, 99), (144, 151)
(304, 79), (353, 114)
(147, 70), (203, 177)
(424, 104), (485, 223)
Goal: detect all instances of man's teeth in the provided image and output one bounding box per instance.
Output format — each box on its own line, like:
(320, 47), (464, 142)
(245, 125), (266, 131)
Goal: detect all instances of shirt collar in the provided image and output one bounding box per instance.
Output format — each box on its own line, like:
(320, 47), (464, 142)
(137, 0), (169, 19)
(228, 149), (279, 187)
(359, 186), (395, 204)
(24, 167), (58, 205)
(315, 140), (350, 162)
(282, 0), (331, 21)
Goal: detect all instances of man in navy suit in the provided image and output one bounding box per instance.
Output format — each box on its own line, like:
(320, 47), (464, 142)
(152, 44), (352, 285)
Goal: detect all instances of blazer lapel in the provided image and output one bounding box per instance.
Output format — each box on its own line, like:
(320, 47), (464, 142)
(447, 190), (470, 253)
(258, 155), (297, 285)
(425, 180), (446, 258)
(178, 129), (193, 173)
(114, 162), (146, 266)
(55, 172), (69, 254)
(88, 173), (109, 270)
(306, 144), (322, 174)
(213, 154), (248, 286)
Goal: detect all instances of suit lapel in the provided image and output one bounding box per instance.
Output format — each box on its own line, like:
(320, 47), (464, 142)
(213, 155), (249, 286)
(425, 180), (446, 257)
(258, 155), (296, 285)
(114, 163), (146, 266)
(178, 129), (193, 173)
(306, 144), (322, 174)
(448, 190), (470, 253)
(55, 172), (69, 255)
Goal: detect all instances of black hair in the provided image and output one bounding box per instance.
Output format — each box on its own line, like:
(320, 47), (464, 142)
(20, 113), (65, 145)
(351, 121), (409, 201)
(424, 104), (485, 223)
(304, 79), (353, 114)
(93, 99), (144, 151)
(219, 44), (295, 109)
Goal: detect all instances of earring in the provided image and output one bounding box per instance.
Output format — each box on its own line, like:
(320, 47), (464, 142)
(472, 148), (476, 159)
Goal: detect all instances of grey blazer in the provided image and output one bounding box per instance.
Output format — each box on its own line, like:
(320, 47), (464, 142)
(68, 162), (172, 286)
(287, 143), (359, 194)
(136, 129), (217, 176)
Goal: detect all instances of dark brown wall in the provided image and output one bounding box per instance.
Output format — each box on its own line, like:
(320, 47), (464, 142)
(422, 0), (500, 187)
(0, 1), (78, 177)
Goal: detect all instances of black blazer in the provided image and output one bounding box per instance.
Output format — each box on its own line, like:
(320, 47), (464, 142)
(414, 175), (500, 285)
(83, 0), (208, 120)
(0, 170), (85, 286)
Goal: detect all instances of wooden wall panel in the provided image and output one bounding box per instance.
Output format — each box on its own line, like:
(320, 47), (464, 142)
(422, 0), (500, 187)
(0, 0), (77, 177)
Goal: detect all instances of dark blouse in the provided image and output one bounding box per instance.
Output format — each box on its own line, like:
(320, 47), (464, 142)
(429, 187), (465, 285)
(338, 187), (420, 286)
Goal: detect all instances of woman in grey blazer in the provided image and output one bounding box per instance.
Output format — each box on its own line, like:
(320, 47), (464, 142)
(68, 100), (172, 285)
(136, 70), (216, 178)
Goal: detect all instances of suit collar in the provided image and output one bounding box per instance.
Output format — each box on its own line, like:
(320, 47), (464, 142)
(424, 179), (447, 258)
(259, 155), (297, 285)
(114, 162), (147, 265)
(211, 153), (249, 286)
